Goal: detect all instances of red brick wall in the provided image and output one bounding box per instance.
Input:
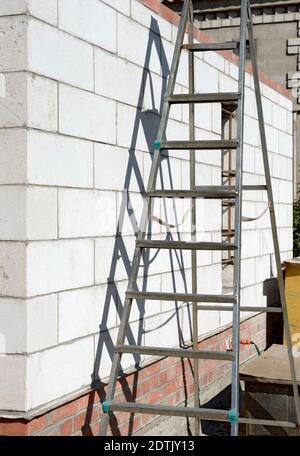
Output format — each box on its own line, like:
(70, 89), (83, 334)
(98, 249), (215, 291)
(0, 314), (266, 436)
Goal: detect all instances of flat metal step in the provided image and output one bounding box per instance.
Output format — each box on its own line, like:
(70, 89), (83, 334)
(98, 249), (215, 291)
(148, 187), (238, 199)
(196, 305), (282, 313)
(136, 240), (237, 251)
(166, 92), (239, 105)
(157, 140), (239, 150)
(182, 42), (239, 52)
(126, 290), (237, 304)
(101, 401), (297, 428)
(116, 345), (235, 361)
(102, 401), (230, 421)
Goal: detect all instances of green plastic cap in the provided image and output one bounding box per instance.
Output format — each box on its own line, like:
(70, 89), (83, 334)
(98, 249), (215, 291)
(154, 140), (161, 150)
(102, 401), (110, 414)
(228, 409), (238, 424)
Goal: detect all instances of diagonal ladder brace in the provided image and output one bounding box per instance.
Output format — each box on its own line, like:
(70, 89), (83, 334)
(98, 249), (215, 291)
(99, 0), (300, 436)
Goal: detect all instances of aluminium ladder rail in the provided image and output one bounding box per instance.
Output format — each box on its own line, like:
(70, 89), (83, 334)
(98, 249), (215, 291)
(100, 0), (300, 436)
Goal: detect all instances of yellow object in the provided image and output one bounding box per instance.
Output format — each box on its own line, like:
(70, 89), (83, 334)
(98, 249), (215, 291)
(284, 259), (300, 345)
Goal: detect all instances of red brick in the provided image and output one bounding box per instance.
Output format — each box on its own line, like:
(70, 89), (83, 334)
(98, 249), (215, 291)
(28, 414), (48, 435)
(0, 420), (28, 436)
(51, 400), (79, 424)
(59, 418), (73, 436)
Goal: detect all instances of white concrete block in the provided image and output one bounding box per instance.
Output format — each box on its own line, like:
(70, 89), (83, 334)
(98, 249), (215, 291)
(262, 96), (273, 125)
(27, 74), (57, 132)
(102, 0), (130, 15)
(0, 16), (26, 71)
(59, 84), (116, 143)
(194, 60), (219, 93)
(241, 258), (256, 288)
(265, 125), (279, 153)
(278, 131), (293, 158)
(28, 0), (57, 25)
(116, 191), (143, 237)
(27, 336), (94, 409)
(203, 50), (225, 72)
(197, 308), (220, 338)
(27, 186), (58, 240)
(0, 0), (26, 15)
(95, 235), (135, 284)
(144, 311), (180, 350)
(95, 48), (152, 108)
(0, 129), (26, 184)
(26, 294), (58, 352)
(117, 102), (153, 152)
(0, 185), (57, 241)
(94, 143), (144, 192)
(59, 189), (117, 238)
(272, 104), (287, 132)
(278, 179), (293, 204)
(241, 230), (260, 258)
(255, 255), (271, 284)
(59, 285), (116, 343)
(0, 186), (26, 240)
(117, 14), (162, 75)
(0, 242), (26, 297)
(260, 228), (274, 256)
(245, 87), (257, 119)
(59, 0), (116, 52)
(0, 72), (26, 128)
(219, 73), (237, 93)
(278, 227), (293, 252)
(28, 18), (94, 90)
(244, 115), (259, 147)
(0, 354), (27, 410)
(27, 239), (94, 296)
(0, 298), (26, 353)
(131, 0), (172, 42)
(27, 130), (93, 188)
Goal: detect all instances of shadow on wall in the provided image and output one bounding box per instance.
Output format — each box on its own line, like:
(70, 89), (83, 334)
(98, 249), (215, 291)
(83, 18), (193, 436)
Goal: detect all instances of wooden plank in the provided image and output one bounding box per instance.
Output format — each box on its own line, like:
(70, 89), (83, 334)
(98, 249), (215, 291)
(240, 344), (300, 385)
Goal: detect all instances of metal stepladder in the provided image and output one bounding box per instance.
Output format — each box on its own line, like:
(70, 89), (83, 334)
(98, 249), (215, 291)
(100, 0), (300, 436)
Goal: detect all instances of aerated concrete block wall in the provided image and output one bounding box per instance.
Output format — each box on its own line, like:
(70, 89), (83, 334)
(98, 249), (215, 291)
(0, 0), (294, 418)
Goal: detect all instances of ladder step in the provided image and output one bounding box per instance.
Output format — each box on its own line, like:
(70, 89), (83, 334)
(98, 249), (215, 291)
(182, 42), (239, 52)
(148, 188), (238, 199)
(166, 92), (239, 105)
(196, 305), (282, 313)
(103, 401), (230, 421)
(116, 345), (235, 361)
(158, 140), (239, 150)
(102, 401), (296, 428)
(137, 240), (237, 251)
(126, 290), (237, 304)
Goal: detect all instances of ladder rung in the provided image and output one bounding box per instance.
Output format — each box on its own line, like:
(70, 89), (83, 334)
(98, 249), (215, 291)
(166, 92), (239, 105)
(148, 188), (238, 199)
(182, 42), (239, 52)
(103, 401), (230, 421)
(116, 345), (235, 361)
(243, 185), (267, 191)
(196, 305), (282, 313)
(102, 401), (296, 428)
(126, 290), (237, 304)
(159, 140), (239, 150)
(136, 240), (237, 251)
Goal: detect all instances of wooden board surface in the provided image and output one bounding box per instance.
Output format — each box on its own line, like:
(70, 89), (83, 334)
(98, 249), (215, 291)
(240, 344), (300, 385)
